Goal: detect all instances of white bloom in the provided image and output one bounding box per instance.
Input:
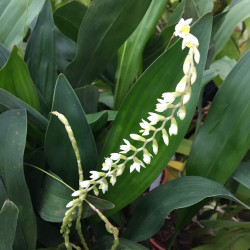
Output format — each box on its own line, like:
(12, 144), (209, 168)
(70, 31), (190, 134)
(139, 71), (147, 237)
(110, 175), (117, 186)
(182, 33), (199, 50)
(140, 119), (155, 136)
(116, 164), (125, 176)
(147, 112), (165, 125)
(191, 67), (197, 85)
(130, 133), (146, 142)
(80, 180), (91, 188)
(177, 106), (186, 120)
(162, 128), (169, 146)
(156, 99), (174, 112)
(102, 157), (113, 171)
(120, 139), (132, 153)
(169, 118), (178, 136)
(152, 139), (158, 155)
(143, 148), (152, 164)
(162, 92), (176, 103)
(110, 153), (121, 161)
(183, 88), (191, 104)
(99, 180), (108, 194)
(89, 171), (101, 180)
(174, 18), (192, 38)
(71, 190), (80, 197)
(130, 158), (145, 173)
(176, 76), (187, 93)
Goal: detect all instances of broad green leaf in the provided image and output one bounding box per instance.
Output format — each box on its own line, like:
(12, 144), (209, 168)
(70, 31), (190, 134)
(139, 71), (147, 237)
(97, 14), (212, 215)
(0, 43), (9, 69)
(39, 173), (114, 222)
(75, 85), (100, 114)
(54, 1), (87, 42)
(0, 179), (7, 208)
(0, 46), (39, 110)
(114, 0), (169, 108)
(214, 0), (250, 56)
(0, 200), (19, 250)
(65, 0), (151, 87)
(93, 236), (149, 250)
(201, 69), (218, 87)
(167, 1), (185, 26)
(176, 139), (192, 156)
(200, 220), (250, 230)
(0, 0), (45, 49)
(55, 28), (76, 73)
(86, 111), (109, 132)
(124, 176), (249, 242)
(232, 162), (250, 189)
(0, 109), (37, 250)
(183, 0), (199, 21)
(25, 0), (57, 110)
(45, 74), (98, 188)
(186, 51), (250, 183)
(196, 0), (214, 16)
(0, 88), (48, 131)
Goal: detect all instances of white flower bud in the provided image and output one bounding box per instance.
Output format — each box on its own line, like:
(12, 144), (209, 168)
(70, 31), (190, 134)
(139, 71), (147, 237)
(162, 128), (169, 146)
(169, 118), (178, 136)
(183, 54), (191, 74)
(89, 171), (103, 180)
(162, 92), (176, 103)
(194, 46), (200, 64)
(71, 190), (80, 197)
(93, 187), (99, 196)
(191, 67), (197, 85)
(183, 88), (191, 104)
(176, 76), (187, 93)
(116, 164), (125, 176)
(110, 153), (120, 161)
(177, 106), (186, 120)
(66, 200), (74, 208)
(152, 139), (158, 155)
(147, 112), (165, 125)
(120, 139), (135, 153)
(143, 148), (152, 164)
(80, 180), (91, 188)
(130, 133), (146, 142)
(110, 175), (117, 186)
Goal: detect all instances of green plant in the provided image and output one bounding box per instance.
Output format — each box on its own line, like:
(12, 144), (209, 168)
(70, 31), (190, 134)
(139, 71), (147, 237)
(0, 0), (250, 249)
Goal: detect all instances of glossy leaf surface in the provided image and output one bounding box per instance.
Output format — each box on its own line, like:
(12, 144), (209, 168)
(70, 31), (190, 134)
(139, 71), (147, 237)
(0, 0), (45, 49)
(124, 176), (248, 242)
(0, 47), (39, 110)
(0, 200), (19, 250)
(98, 14), (212, 215)
(25, 0), (57, 109)
(0, 110), (37, 250)
(45, 74), (97, 188)
(65, 0), (151, 87)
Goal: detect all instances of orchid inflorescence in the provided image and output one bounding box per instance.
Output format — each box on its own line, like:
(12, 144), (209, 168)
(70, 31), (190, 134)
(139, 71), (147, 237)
(58, 18), (200, 250)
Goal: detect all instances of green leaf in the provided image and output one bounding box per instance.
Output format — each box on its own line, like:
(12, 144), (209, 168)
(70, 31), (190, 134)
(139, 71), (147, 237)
(45, 74), (98, 188)
(0, 46), (40, 110)
(114, 0), (169, 108)
(0, 43), (9, 69)
(201, 69), (218, 87)
(186, 51), (250, 183)
(86, 111), (109, 132)
(93, 236), (149, 250)
(196, 0), (214, 16)
(54, 1), (87, 42)
(233, 162), (250, 189)
(97, 14), (212, 215)
(124, 176), (249, 242)
(183, 0), (199, 21)
(167, 1), (185, 26)
(0, 0), (45, 49)
(39, 173), (114, 222)
(65, 0), (151, 87)
(0, 88), (48, 131)
(75, 85), (100, 114)
(0, 109), (37, 250)
(0, 200), (19, 250)
(25, 0), (57, 109)
(214, 0), (250, 56)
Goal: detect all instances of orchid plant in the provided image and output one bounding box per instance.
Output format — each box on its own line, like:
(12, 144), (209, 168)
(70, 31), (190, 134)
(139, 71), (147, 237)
(54, 18), (201, 250)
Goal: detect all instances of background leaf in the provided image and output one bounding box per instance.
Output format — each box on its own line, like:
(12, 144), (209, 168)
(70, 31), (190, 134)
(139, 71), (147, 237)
(53, 1), (87, 42)
(97, 14), (212, 216)
(65, 0), (151, 87)
(45, 74), (98, 188)
(0, 109), (37, 250)
(232, 162), (250, 189)
(124, 176), (249, 242)
(0, 0), (45, 49)
(0, 46), (39, 110)
(114, 0), (169, 108)
(0, 43), (9, 69)
(25, 0), (57, 110)
(0, 200), (19, 250)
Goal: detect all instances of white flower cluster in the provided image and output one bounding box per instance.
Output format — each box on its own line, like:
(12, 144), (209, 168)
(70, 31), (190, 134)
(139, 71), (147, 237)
(66, 18), (200, 208)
